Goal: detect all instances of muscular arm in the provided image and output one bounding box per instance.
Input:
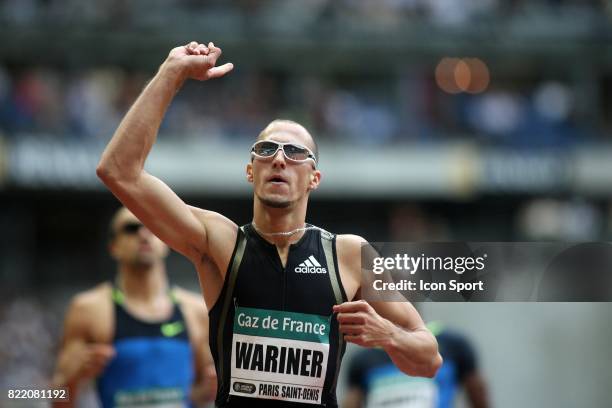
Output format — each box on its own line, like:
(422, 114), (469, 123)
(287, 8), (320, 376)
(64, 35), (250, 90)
(464, 372), (490, 408)
(191, 348), (218, 407)
(335, 235), (442, 378)
(366, 300), (442, 377)
(178, 290), (217, 406)
(51, 294), (115, 407)
(96, 42), (234, 264)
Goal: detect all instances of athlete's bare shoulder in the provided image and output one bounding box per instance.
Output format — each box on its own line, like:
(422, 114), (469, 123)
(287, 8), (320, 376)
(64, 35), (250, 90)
(189, 206), (238, 251)
(189, 206), (237, 233)
(188, 207), (242, 282)
(70, 283), (112, 313)
(173, 286), (207, 314)
(64, 283), (114, 342)
(336, 234), (368, 256)
(336, 234), (369, 270)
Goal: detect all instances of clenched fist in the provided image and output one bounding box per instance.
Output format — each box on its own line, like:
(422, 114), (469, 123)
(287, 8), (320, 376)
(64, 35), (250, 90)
(164, 41), (234, 82)
(334, 300), (397, 348)
(54, 342), (116, 386)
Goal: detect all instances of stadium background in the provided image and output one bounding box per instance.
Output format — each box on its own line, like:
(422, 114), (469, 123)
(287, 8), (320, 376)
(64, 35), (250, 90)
(1, 1), (611, 406)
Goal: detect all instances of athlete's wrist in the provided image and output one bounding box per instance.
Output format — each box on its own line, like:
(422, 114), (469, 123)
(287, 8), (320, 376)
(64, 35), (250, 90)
(380, 320), (404, 351)
(158, 61), (187, 92)
(50, 373), (79, 394)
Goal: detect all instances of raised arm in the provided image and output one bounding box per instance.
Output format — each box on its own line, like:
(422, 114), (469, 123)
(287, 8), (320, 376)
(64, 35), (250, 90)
(96, 42), (234, 263)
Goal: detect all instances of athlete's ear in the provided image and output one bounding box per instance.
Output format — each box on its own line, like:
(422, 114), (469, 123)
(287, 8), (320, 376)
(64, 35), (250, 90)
(108, 239), (120, 261)
(246, 163), (253, 183)
(308, 170), (321, 191)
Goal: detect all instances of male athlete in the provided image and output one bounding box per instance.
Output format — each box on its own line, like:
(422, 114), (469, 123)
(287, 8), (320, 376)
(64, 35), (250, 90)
(52, 207), (216, 407)
(344, 322), (489, 408)
(96, 41), (442, 407)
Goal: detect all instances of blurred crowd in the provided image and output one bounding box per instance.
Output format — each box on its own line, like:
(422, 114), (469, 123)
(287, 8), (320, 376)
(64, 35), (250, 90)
(0, 0), (611, 147)
(1, 0), (610, 28)
(0, 296), (59, 396)
(0, 64), (599, 147)
(391, 199), (612, 242)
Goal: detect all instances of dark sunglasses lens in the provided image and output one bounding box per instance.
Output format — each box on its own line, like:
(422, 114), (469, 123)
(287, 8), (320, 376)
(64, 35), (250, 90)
(121, 222), (143, 234)
(253, 141), (279, 157)
(283, 144), (310, 160)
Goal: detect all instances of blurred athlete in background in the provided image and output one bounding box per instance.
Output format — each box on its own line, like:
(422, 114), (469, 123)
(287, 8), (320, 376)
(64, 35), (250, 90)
(52, 207), (216, 407)
(344, 321), (489, 408)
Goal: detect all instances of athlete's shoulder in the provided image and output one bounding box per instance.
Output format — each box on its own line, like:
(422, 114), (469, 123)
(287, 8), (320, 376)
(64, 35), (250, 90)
(335, 235), (370, 275)
(189, 206), (237, 231)
(189, 206), (240, 272)
(336, 234), (368, 244)
(70, 282), (112, 312)
(336, 234), (369, 254)
(63, 283), (113, 337)
(173, 286), (206, 312)
(173, 286), (208, 319)
(311, 224), (335, 241)
(335, 235), (377, 291)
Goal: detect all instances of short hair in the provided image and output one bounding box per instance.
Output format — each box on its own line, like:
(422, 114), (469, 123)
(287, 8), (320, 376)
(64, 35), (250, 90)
(257, 119), (319, 163)
(107, 206), (129, 241)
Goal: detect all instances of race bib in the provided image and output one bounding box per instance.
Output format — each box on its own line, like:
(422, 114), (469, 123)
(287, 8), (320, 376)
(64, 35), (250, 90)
(365, 366), (438, 408)
(114, 387), (186, 408)
(230, 307), (330, 405)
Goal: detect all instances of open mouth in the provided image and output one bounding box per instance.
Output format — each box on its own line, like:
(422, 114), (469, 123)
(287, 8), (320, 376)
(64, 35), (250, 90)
(267, 175), (288, 184)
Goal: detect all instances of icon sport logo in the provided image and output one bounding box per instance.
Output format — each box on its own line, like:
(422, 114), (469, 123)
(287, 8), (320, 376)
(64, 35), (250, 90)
(295, 255), (328, 274)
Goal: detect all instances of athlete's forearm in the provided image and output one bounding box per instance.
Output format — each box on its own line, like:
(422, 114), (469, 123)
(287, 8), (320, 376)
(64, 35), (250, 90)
(51, 349), (82, 403)
(383, 326), (442, 378)
(191, 362), (217, 406)
(50, 374), (79, 408)
(97, 61), (185, 182)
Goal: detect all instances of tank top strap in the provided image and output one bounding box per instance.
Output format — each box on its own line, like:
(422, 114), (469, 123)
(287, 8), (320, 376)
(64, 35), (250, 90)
(111, 278), (178, 305)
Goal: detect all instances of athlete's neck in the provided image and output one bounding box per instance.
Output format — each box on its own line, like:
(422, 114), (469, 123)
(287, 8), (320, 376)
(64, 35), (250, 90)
(117, 262), (169, 303)
(253, 200), (309, 247)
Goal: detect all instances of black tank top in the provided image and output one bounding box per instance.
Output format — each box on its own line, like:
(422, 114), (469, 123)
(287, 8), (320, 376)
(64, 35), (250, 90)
(209, 224), (348, 407)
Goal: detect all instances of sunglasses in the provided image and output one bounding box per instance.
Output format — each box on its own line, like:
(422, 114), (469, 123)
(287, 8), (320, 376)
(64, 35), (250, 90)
(117, 222), (144, 235)
(250, 140), (317, 168)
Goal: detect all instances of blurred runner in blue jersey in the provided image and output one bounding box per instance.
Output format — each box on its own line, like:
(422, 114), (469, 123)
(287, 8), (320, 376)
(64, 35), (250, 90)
(344, 322), (489, 408)
(52, 207), (217, 407)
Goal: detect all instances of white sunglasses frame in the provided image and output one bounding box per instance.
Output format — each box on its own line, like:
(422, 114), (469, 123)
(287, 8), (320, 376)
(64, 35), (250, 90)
(250, 140), (317, 168)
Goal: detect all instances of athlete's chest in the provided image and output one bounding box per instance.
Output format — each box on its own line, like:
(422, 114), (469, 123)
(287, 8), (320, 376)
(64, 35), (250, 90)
(234, 239), (336, 315)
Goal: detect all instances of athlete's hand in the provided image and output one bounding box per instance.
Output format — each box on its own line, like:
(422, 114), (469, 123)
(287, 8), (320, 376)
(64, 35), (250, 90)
(56, 342), (116, 384)
(333, 300), (397, 348)
(195, 365), (218, 403)
(80, 343), (116, 378)
(165, 41), (234, 82)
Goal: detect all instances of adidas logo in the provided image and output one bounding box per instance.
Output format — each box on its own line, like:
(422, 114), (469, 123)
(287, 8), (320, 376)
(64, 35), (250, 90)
(295, 255), (327, 274)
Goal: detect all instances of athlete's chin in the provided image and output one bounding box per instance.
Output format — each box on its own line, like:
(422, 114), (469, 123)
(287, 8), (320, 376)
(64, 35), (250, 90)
(129, 254), (157, 268)
(257, 193), (292, 209)
(261, 198), (292, 209)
